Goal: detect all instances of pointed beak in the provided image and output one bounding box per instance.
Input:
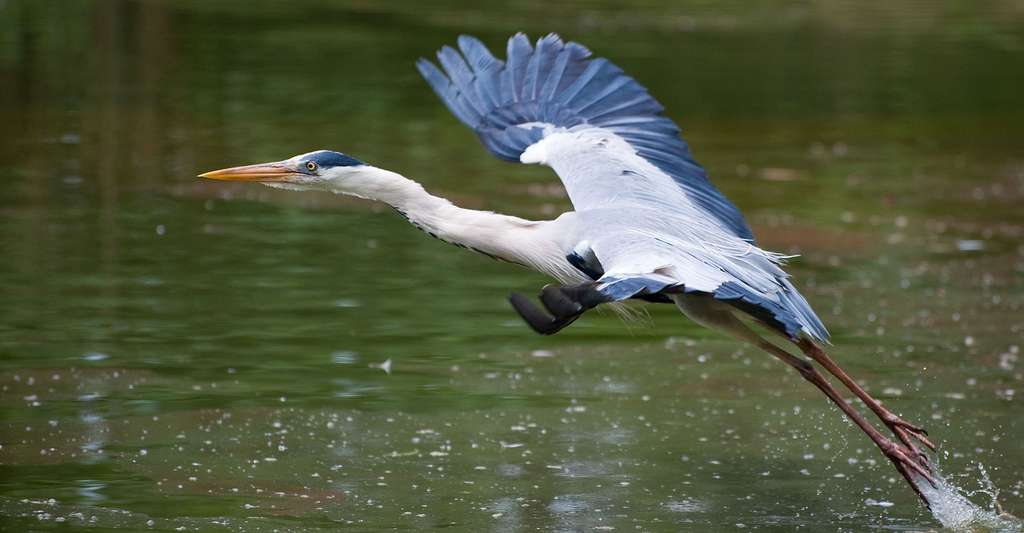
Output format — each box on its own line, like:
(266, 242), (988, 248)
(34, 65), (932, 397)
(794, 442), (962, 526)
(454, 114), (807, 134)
(198, 161), (300, 182)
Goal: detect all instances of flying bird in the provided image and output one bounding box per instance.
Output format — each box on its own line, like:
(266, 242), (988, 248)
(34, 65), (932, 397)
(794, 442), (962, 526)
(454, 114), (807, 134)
(200, 33), (936, 505)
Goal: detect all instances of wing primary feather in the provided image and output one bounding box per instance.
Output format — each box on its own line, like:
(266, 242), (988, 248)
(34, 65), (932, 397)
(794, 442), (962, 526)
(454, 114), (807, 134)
(539, 47), (572, 101)
(457, 35), (502, 71)
(457, 35), (503, 109)
(522, 34), (561, 101)
(571, 76), (635, 114)
(436, 46), (474, 87)
(416, 58), (478, 125)
(416, 58), (450, 98)
(552, 58), (611, 108)
(586, 93), (664, 121)
(436, 46), (490, 119)
(505, 33), (533, 103)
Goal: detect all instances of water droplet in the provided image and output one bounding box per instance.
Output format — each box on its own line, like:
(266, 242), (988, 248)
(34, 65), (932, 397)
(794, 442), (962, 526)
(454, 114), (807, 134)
(370, 359), (392, 375)
(82, 352), (109, 362)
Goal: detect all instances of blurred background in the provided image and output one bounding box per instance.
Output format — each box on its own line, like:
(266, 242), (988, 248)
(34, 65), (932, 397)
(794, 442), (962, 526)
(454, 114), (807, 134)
(1, 0), (1021, 530)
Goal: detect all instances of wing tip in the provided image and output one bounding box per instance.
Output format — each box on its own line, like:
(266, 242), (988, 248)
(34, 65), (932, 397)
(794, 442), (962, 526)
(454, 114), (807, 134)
(456, 34), (478, 46)
(414, 56), (434, 72)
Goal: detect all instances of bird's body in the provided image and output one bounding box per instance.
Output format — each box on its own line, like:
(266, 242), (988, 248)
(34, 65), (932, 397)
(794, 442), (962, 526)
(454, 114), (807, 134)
(415, 34), (828, 340)
(200, 33), (936, 508)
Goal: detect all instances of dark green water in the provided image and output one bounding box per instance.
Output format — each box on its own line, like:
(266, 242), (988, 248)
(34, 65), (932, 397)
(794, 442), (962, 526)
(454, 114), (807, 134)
(1, 1), (1022, 531)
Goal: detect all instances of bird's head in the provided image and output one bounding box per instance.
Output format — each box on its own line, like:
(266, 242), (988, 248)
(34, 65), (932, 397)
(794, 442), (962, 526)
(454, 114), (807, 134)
(199, 150), (371, 193)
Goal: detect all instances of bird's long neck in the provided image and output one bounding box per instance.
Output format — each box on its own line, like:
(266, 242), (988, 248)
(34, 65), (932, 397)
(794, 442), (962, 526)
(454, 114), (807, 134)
(331, 167), (567, 273)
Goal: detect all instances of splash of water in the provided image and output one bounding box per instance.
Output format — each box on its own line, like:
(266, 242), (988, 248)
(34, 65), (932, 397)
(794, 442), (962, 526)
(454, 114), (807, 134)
(913, 462), (1022, 532)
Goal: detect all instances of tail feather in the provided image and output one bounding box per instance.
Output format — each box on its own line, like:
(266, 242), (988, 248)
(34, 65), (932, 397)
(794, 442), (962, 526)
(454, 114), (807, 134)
(713, 281), (830, 343)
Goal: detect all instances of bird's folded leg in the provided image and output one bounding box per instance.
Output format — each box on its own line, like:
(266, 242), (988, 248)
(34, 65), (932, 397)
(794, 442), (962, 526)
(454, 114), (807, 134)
(509, 283), (606, 335)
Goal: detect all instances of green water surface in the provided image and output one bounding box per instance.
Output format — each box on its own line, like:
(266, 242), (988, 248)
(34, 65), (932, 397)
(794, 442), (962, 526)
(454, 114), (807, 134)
(1, 1), (1022, 531)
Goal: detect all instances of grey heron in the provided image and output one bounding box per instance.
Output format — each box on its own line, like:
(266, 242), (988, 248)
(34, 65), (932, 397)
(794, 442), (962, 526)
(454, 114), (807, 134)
(200, 33), (936, 506)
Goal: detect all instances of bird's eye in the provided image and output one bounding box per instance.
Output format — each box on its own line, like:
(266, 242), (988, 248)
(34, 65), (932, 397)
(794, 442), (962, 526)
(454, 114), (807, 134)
(306, 161), (318, 172)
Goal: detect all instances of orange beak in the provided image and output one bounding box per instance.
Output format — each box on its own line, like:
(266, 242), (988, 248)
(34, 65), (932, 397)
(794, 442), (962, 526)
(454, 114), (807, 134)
(198, 162), (300, 182)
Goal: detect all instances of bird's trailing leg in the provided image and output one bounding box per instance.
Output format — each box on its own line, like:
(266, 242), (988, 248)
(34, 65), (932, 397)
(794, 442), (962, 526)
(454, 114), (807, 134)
(677, 297), (936, 504)
(755, 339), (935, 506)
(509, 283), (608, 335)
(796, 338), (935, 464)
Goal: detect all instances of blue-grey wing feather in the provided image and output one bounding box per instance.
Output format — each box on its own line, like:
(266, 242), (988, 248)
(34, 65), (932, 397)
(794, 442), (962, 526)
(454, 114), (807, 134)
(418, 32), (753, 241)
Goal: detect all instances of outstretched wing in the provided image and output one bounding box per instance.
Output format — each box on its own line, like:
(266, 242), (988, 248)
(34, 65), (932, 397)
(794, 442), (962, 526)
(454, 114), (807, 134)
(416, 33), (754, 242)
(418, 33), (829, 343)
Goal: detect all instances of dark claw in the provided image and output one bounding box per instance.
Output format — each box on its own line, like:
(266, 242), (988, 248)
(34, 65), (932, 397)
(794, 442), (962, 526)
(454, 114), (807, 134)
(889, 417), (936, 451)
(884, 440), (936, 490)
(508, 293), (579, 335)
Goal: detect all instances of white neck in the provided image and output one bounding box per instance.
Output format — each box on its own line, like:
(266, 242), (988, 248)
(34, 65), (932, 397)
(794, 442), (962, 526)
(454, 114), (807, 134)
(326, 166), (572, 276)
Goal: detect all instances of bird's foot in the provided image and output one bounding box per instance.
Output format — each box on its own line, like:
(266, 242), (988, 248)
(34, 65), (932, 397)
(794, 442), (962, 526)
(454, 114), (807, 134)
(884, 414), (934, 448)
(880, 413), (935, 468)
(881, 438), (935, 489)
